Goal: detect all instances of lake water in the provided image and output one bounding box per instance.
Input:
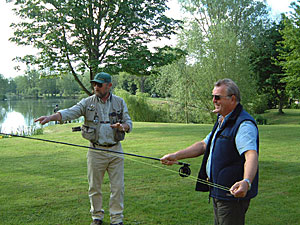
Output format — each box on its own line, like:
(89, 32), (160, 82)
(0, 98), (81, 134)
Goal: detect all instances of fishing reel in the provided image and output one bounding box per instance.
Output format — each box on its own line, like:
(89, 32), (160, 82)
(178, 163), (191, 177)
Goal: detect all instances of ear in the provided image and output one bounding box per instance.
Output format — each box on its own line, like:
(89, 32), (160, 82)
(108, 83), (113, 88)
(231, 95), (236, 103)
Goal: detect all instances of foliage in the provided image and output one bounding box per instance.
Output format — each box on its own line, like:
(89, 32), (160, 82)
(114, 86), (212, 124)
(143, 0), (270, 122)
(113, 89), (169, 123)
(9, 0), (185, 95)
(4, 0), (300, 122)
(113, 72), (138, 95)
(0, 74), (9, 100)
(0, 75), (17, 98)
(250, 19), (288, 113)
(278, 0), (300, 89)
(253, 114), (267, 125)
(274, 1), (300, 105)
(249, 93), (270, 114)
(1, 68), (82, 99)
(174, 0), (270, 115)
(56, 72), (81, 98)
(150, 58), (215, 123)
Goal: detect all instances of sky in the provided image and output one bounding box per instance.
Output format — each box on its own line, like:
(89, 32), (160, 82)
(0, 0), (295, 79)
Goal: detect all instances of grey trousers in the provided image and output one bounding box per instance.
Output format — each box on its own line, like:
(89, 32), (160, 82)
(87, 149), (124, 224)
(213, 198), (250, 225)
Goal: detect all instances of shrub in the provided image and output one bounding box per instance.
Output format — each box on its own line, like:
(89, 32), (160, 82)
(250, 94), (269, 114)
(254, 114), (267, 125)
(114, 89), (167, 122)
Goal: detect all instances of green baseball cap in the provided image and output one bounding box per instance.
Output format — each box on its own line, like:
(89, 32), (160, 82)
(91, 72), (112, 84)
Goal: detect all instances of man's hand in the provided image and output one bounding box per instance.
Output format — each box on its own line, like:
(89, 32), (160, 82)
(160, 153), (178, 166)
(229, 179), (249, 198)
(34, 113), (62, 125)
(34, 116), (51, 125)
(110, 122), (126, 132)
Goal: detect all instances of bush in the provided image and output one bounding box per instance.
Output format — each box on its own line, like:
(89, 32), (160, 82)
(113, 90), (213, 124)
(254, 114), (267, 125)
(250, 94), (269, 114)
(114, 89), (168, 122)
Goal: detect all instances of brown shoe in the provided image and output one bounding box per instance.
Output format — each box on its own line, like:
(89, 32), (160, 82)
(91, 219), (103, 225)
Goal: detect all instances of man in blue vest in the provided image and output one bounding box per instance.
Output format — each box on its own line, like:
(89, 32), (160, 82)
(161, 79), (259, 225)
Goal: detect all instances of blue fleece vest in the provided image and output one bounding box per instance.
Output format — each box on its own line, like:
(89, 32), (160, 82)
(196, 104), (259, 201)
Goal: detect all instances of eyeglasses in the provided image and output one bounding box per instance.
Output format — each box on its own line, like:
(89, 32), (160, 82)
(212, 95), (232, 100)
(93, 82), (103, 88)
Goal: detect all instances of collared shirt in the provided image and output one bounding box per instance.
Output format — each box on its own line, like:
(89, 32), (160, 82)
(204, 112), (258, 179)
(59, 93), (132, 147)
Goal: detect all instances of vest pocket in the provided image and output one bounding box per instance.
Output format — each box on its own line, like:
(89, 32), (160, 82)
(113, 129), (125, 142)
(81, 125), (98, 143)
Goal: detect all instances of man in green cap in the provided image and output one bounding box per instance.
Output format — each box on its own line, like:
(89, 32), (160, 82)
(35, 72), (132, 225)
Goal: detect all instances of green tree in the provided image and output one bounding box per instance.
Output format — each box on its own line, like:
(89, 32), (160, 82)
(150, 58), (212, 123)
(174, 0), (269, 117)
(14, 75), (28, 96)
(57, 73), (81, 98)
(7, 78), (17, 95)
(9, 0), (184, 95)
(0, 74), (9, 100)
(279, 1), (300, 95)
(113, 72), (138, 95)
(250, 20), (287, 114)
(38, 75), (59, 97)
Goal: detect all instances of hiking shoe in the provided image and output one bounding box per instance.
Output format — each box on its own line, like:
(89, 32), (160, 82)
(110, 222), (123, 225)
(91, 219), (103, 225)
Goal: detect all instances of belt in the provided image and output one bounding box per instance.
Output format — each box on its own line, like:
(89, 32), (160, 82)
(100, 121), (110, 124)
(93, 143), (118, 148)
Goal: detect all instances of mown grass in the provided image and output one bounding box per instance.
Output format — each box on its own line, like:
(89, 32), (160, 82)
(0, 118), (300, 224)
(263, 109), (300, 125)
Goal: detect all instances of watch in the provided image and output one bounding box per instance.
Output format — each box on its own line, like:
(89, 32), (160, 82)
(244, 178), (251, 191)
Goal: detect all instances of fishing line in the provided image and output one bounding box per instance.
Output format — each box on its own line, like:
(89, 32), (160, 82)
(126, 156), (230, 192)
(0, 132), (230, 192)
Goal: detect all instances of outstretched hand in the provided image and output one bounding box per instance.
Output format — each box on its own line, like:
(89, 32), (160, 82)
(34, 116), (50, 125)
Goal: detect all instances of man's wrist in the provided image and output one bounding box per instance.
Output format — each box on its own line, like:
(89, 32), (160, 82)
(243, 178), (251, 191)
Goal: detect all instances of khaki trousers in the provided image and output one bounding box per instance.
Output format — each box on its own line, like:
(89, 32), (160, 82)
(87, 146), (124, 224)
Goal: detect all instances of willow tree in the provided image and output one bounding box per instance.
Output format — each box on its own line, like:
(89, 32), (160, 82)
(8, 0), (184, 95)
(175, 0), (269, 118)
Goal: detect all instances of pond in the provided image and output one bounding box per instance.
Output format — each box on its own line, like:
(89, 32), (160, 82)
(0, 98), (82, 134)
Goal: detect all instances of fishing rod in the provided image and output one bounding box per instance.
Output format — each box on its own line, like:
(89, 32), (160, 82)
(0, 132), (233, 191)
(0, 132), (191, 177)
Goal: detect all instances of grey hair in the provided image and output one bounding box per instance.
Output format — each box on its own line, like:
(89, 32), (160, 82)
(215, 78), (241, 103)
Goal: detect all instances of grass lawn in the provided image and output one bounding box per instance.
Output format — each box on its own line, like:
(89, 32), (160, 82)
(0, 118), (300, 224)
(263, 109), (300, 125)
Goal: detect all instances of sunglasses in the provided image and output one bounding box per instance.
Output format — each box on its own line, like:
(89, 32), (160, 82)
(212, 95), (232, 100)
(93, 82), (103, 88)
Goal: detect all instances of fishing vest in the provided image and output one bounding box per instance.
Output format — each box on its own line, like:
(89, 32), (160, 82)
(196, 104), (259, 201)
(81, 94), (126, 144)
